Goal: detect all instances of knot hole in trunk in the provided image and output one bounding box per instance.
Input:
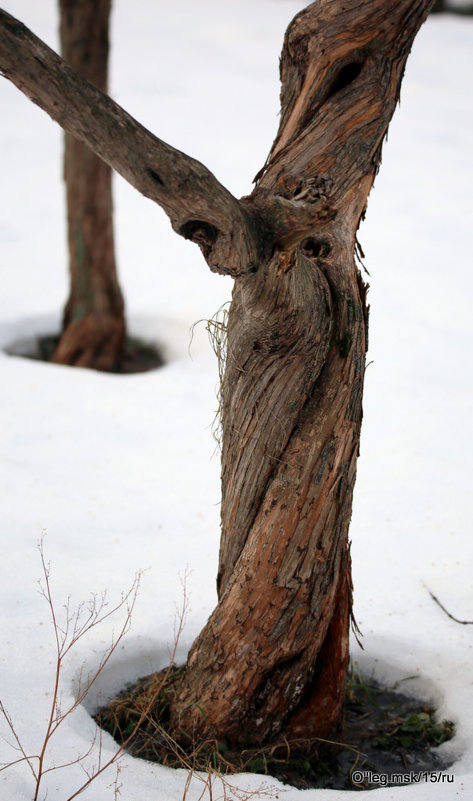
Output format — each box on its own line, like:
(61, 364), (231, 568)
(180, 220), (219, 259)
(300, 237), (331, 259)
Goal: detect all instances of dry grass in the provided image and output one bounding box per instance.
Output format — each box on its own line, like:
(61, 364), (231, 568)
(96, 659), (456, 793)
(95, 667), (365, 787)
(191, 302), (246, 448)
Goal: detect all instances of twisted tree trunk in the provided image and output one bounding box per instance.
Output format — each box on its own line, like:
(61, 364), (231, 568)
(53, 0), (125, 370)
(0, 0), (434, 748)
(167, 1), (433, 746)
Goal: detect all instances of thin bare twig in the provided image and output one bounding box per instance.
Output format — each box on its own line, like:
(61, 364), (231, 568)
(0, 700), (38, 780)
(1, 540), (273, 801)
(0, 535), (145, 801)
(427, 587), (473, 625)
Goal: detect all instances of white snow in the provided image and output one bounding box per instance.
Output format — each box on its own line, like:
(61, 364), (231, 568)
(1, 1), (472, 799)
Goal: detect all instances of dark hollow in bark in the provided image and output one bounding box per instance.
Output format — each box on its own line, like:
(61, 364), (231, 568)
(0, 0), (434, 749)
(54, 0), (125, 371)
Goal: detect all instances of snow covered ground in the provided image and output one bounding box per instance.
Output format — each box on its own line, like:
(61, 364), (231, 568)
(1, 1), (472, 799)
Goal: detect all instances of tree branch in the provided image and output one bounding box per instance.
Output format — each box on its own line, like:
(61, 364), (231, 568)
(0, 10), (259, 276)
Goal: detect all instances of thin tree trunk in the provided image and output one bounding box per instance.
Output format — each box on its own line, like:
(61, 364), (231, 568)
(0, 0), (434, 748)
(54, 0), (125, 371)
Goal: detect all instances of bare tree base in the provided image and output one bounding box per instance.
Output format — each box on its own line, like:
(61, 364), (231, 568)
(11, 330), (164, 374)
(50, 314), (125, 371)
(95, 668), (455, 791)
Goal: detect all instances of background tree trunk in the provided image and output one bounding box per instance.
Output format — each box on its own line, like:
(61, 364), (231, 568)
(0, 0), (434, 751)
(54, 0), (125, 371)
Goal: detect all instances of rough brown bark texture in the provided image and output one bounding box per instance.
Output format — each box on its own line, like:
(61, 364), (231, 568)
(54, 0), (125, 370)
(0, 0), (434, 748)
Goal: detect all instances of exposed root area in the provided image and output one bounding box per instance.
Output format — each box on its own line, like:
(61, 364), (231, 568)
(14, 331), (164, 373)
(94, 666), (455, 791)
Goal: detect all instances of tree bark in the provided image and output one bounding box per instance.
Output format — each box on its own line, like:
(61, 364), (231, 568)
(53, 0), (125, 371)
(0, 0), (434, 748)
(167, 0), (434, 748)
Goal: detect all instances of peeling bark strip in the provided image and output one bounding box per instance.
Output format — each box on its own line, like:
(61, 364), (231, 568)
(0, 0), (434, 747)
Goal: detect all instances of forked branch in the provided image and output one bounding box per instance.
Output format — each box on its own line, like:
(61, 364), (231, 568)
(0, 2), (434, 266)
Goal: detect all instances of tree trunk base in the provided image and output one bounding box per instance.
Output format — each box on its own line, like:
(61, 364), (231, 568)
(51, 313), (125, 371)
(94, 653), (455, 790)
(284, 554), (353, 741)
